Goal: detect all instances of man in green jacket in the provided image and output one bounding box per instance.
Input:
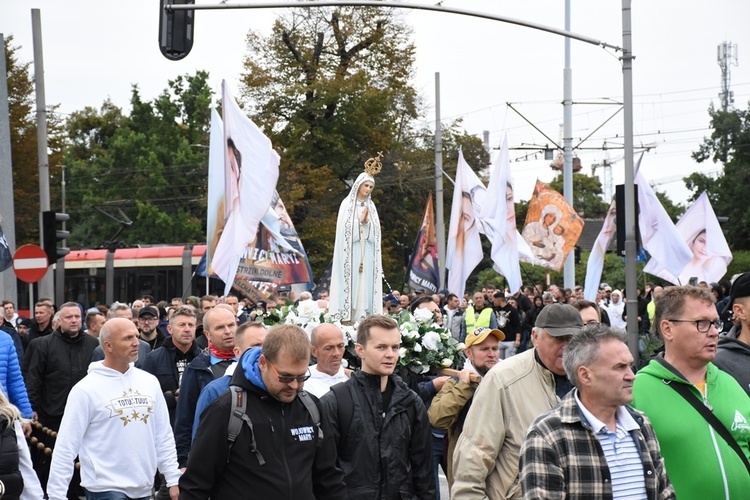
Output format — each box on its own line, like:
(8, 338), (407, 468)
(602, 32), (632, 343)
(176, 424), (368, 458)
(632, 286), (750, 500)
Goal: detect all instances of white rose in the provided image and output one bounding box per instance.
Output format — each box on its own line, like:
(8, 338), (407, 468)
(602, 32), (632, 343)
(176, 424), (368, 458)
(441, 358), (453, 368)
(456, 342), (466, 351)
(399, 347), (408, 358)
(413, 343), (422, 353)
(421, 331), (441, 351)
(413, 307), (435, 323)
(341, 358), (349, 368)
(297, 299), (321, 320)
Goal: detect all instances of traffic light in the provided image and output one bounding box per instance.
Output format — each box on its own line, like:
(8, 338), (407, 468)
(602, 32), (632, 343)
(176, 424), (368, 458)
(42, 211), (70, 265)
(716, 216), (729, 236)
(158, 0), (195, 61)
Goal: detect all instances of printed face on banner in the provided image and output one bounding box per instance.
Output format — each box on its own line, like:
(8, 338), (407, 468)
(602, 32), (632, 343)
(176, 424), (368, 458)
(234, 192), (313, 286)
(520, 181), (584, 271)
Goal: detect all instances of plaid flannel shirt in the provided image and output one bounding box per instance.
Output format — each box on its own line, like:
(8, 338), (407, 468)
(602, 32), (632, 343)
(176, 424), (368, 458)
(519, 391), (675, 500)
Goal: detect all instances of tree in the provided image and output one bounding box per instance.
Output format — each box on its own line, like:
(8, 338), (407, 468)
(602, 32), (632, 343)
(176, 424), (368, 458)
(687, 103), (750, 249)
(654, 190), (684, 223)
(548, 172), (609, 219)
(64, 72), (213, 248)
(4, 36), (65, 245)
(237, 6), (490, 285)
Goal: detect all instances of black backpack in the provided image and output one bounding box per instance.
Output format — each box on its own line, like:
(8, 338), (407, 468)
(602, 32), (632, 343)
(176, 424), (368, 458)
(225, 386), (323, 464)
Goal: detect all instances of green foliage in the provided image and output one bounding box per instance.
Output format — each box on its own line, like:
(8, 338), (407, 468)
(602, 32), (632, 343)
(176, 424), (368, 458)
(64, 72), (213, 248)
(549, 172), (609, 218)
(653, 190), (684, 223)
(237, 6), (491, 286)
(689, 103), (750, 250)
(5, 36), (65, 245)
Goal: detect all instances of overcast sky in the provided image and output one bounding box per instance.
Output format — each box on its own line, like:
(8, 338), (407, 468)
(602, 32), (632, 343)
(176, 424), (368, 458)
(4, 0), (749, 207)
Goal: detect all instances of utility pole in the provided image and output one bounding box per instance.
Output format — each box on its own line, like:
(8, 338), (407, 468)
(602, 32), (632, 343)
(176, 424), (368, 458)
(434, 73), (446, 290)
(0, 34), (19, 303)
(717, 41), (738, 112)
(562, 0), (575, 290)
(621, 0), (639, 364)
(32, 9), (54, 300)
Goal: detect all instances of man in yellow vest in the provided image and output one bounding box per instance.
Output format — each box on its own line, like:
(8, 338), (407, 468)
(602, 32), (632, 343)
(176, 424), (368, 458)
(462, 291), (497, 342)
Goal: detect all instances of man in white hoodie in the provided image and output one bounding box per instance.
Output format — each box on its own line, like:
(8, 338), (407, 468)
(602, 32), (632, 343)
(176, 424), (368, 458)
(47, 318), (181, 500)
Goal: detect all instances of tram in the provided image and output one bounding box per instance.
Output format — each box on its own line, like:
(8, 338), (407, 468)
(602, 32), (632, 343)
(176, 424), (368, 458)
(15, 245), (224, 311)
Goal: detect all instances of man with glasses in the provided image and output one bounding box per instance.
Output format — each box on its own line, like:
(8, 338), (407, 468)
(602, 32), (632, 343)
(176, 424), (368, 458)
(571, 299), (603, 326)
(138, 306), (166, 350)
(179, 324), (346, 499)
(632, 286), (750, 499)
(321, 314), (436, 499)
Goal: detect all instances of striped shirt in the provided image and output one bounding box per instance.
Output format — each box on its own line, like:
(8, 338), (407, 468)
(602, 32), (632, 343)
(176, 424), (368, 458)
(576, 392), (648, 500)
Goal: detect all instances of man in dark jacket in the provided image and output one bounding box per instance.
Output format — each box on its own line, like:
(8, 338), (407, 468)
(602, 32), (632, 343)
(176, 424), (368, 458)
(714, 272), (750, 396)
(321, 314), (435, 499)
(179, 324), (347, 499)
(141, 306), (202, 427)
(22, 301), (53, 355)
(138, 306), (166, 351)
(173, 305), (236, 468)
(24, 302), (99, 430)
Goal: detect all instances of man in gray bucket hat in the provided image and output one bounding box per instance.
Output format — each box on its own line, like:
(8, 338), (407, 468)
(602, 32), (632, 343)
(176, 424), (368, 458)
(451, 303), (584, 500)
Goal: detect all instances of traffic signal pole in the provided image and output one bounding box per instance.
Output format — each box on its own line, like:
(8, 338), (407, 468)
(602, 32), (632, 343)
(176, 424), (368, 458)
(32, 9), (54, 300)
(0, 34), (18, 304)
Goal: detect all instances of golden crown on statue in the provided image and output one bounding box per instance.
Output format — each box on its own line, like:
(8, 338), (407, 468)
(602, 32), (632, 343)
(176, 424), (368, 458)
(364, 151), (384, 176)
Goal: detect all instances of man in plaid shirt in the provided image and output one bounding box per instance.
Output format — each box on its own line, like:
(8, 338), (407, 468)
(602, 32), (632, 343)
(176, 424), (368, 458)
(520, 325), (674, 499)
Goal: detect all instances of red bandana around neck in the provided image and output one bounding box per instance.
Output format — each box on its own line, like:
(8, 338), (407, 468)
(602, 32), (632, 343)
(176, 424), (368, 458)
(208, 341), (235, 360)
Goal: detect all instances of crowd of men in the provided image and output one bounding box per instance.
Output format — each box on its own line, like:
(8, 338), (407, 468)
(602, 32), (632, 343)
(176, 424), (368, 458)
(0, 271), (747, 499)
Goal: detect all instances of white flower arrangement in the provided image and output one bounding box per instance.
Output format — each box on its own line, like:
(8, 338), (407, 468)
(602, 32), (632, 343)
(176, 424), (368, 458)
(260, 300), (463, 374)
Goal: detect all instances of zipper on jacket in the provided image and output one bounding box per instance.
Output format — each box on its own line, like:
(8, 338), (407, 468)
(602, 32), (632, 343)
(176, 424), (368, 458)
(280, 407), (293, 500)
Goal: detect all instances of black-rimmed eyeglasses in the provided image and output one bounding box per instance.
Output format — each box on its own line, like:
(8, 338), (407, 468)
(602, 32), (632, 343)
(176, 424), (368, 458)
(668, 319), (721, 333)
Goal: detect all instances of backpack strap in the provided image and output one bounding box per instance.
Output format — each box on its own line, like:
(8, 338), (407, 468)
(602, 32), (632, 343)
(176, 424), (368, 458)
(227, 385), (265, 465)
(298, 391), (324, 445)
(209, 360), (232, 379)
(330, 382), (355, 446)
(665, 379), (750, 475)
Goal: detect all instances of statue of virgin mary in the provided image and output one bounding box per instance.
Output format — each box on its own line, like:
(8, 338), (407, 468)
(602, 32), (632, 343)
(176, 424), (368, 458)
(328, 155), (384, 322)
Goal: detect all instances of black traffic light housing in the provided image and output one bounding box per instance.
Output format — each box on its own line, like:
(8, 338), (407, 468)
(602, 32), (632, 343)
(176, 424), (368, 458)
(159, 0), (195, 61)
(42, 211), (70, 265)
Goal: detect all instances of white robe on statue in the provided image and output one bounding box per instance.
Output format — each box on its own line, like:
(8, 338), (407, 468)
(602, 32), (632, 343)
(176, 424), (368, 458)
(328, 172), (383, 322)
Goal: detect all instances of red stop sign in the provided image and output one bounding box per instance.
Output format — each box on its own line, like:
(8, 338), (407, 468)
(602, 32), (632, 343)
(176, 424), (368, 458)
(13, 244), (49, 283)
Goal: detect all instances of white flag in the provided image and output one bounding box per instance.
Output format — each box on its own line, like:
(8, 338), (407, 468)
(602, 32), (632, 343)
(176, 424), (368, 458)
(212, 80), (280, 294)
(446, 150), (485, 299)
(644, 191), (732, 284)
(583, 199), (616, 302)
(206, 107), (225, 270)
(479, 136), (522, 293)
(634, 156), (692, 279)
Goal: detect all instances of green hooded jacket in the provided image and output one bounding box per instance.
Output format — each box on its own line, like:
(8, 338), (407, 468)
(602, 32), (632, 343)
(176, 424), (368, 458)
(632, 357), (750, 500)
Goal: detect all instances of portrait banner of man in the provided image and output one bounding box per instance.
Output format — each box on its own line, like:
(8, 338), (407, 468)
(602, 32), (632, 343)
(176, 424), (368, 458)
(210, 81), (280, 294)
(407, 194), (440, 294)
(206, 105), (313, 289)
(521, 180), (584, 271)
(234, 190), (314, 287)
